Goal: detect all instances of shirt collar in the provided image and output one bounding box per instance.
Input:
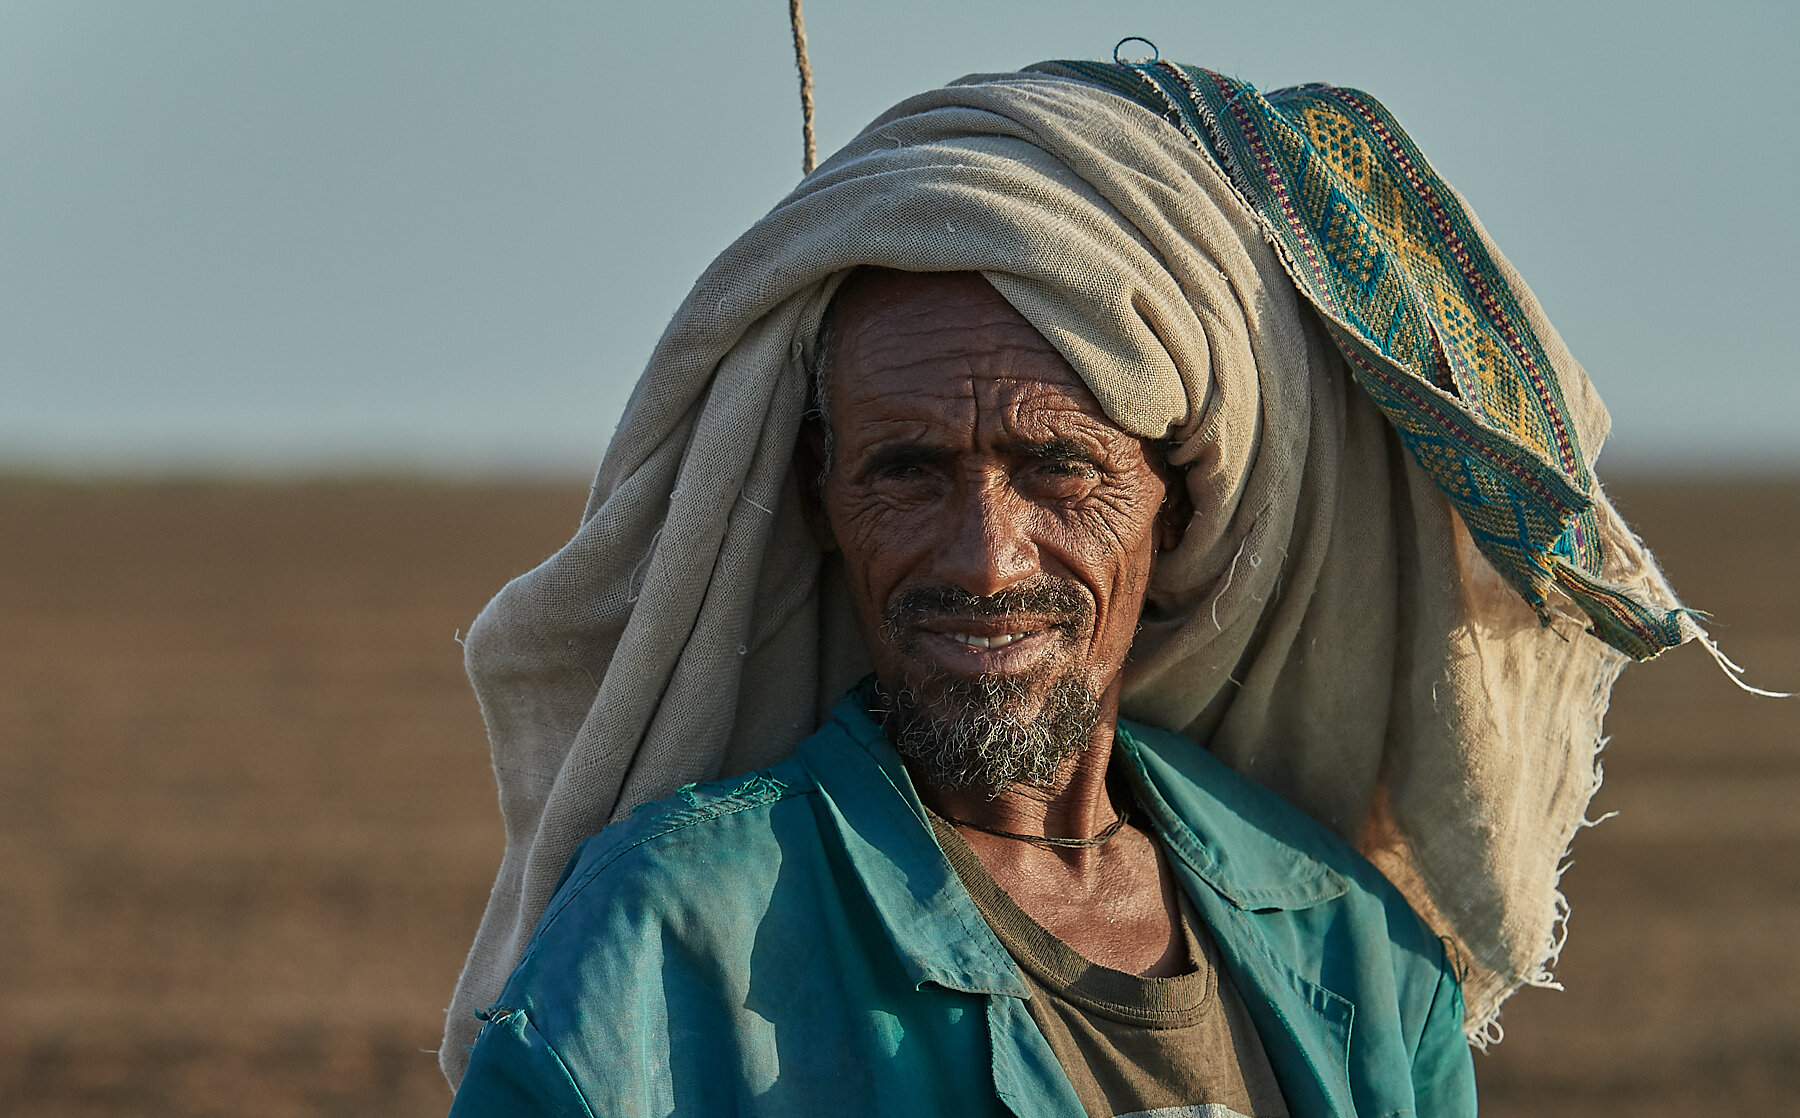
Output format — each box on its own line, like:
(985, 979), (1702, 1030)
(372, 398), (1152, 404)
(1115, 720), (1348, 912)
(795, 687), (1347, 999)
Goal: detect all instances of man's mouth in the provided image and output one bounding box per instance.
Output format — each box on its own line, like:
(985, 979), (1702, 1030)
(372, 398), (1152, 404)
(884, 580), (1093, 670)
(947, 631), (1028, 649)
(925, 617), (1056, 651)
(932, 621), (1052, 658)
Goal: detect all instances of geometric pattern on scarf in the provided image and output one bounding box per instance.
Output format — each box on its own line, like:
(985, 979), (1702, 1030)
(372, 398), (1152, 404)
(1054, 58), (1688, 660)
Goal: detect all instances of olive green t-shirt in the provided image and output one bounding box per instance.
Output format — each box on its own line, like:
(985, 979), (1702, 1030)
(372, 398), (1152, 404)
(931, 815), (1290, 1118)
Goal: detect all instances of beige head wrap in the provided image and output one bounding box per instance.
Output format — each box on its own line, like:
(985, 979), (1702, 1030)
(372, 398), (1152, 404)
(440, 68), (1681, 1083)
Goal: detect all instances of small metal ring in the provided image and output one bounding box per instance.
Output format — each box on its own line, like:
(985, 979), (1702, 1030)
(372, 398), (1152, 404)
(1113, 37), (1160, 65)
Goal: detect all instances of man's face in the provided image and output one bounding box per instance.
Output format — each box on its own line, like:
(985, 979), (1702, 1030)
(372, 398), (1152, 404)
(813, 270), (1176, 789)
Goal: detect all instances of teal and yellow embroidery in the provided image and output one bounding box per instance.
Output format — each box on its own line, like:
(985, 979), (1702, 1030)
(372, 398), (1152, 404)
(1053, 58), (1685, 659)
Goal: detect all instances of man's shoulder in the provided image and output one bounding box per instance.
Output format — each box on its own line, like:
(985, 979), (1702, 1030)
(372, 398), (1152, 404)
(583, 762), (817, 866)
(520, 698), (894, 962)
(533, 758), (821, 936)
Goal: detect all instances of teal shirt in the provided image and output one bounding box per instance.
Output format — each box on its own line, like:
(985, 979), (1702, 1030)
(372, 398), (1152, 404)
(450, 691), (1476, 1117)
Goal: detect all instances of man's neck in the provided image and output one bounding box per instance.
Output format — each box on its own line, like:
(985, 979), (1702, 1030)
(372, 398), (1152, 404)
(911, 712), (1124, 857)
(906, 703), (1189, 978)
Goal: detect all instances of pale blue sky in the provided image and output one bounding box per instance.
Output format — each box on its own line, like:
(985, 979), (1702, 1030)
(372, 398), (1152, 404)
(4, 1), (1795, 476)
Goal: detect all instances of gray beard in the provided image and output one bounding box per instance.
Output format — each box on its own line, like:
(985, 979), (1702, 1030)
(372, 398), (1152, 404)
(878, 671), (1102, 792)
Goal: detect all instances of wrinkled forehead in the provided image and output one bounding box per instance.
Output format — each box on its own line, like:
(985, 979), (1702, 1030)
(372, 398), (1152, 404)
(821, 268), (1112, 425)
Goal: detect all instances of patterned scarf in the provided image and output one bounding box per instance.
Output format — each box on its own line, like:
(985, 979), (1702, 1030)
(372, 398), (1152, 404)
(1052, 57), (1693, 660)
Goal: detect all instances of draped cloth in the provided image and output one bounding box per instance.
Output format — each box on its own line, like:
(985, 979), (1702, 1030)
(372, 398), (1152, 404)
(440, 64), (1693, 1084)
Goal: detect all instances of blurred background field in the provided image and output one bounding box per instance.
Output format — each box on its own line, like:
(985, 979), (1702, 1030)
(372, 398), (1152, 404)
(1, 475), (1794, 1117)
(6, 3), (1798, 1114)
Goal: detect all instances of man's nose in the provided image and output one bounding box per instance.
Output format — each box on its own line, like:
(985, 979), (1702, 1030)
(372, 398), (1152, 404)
(934, 476), (1038, 597)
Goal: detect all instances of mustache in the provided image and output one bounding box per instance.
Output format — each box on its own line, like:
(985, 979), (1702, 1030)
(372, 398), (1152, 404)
(882, 578), (1093, 640)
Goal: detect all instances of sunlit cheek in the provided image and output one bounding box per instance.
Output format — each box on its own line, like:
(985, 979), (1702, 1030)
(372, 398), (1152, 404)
(1052, 499), (1162, 564)
(1100, 564), (1150, 639)
(1058, 509), (1160, 671)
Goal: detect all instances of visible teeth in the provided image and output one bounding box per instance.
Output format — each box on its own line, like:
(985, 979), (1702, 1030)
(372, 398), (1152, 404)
(950, 632), (1022, 649)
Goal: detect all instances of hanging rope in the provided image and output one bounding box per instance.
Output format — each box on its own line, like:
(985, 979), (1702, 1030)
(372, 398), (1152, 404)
(789, 0), (817, 175)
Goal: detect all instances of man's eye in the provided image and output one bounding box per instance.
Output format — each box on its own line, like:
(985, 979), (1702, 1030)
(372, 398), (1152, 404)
(1037, 459), (1098, 480)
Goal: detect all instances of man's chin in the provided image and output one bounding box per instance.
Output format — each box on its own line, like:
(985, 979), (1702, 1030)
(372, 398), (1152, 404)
(899, 668), (1045, 718)
(876, 669), (1102, 792)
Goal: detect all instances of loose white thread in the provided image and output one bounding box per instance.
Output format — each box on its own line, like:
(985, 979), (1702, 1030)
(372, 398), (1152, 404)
(1696, 632), (1793, 698)
(626, 526), (663, 604)
(1210, 536), (1253, 631)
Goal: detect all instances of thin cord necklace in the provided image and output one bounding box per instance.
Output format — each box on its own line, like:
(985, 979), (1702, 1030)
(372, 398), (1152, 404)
(933, 800), (1132, 849)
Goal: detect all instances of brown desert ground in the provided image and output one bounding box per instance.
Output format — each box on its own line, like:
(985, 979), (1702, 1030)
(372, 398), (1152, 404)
(2, 475), (1795, 1117)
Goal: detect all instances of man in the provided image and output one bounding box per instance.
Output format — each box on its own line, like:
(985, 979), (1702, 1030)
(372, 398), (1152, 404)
(442, 56), (1695, 1116)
